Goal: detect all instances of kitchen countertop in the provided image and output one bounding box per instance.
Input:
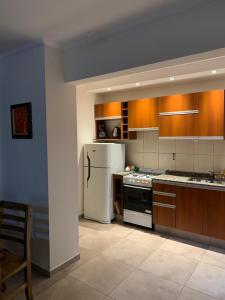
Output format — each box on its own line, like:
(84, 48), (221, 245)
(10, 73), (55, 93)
(153, 174), (225, 191)
(113, 171), (131, 176)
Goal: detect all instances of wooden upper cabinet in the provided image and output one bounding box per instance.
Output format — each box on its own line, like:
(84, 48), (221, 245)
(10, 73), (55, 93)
(159, 93), (198, 113)
(128, 98), (158, 129)
(95, 102), (121, 119)
(159, 93), (199, 137)
(159, 114), (198, 137)
(198, 90), (225, 138)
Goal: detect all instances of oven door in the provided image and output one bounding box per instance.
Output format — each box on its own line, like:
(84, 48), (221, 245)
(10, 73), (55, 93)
(123, 184), (152, 214)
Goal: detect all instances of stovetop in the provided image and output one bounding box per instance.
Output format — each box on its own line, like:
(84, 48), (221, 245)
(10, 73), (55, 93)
(123, 169), (165, 187)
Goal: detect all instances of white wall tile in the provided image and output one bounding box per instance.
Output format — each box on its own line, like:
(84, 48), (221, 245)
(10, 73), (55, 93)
(126, 152), (143, 168)
(126, 132), (143, 152)
(194, 155), (213, 173)
(175, 154), (194, 172)
(143, 131), (158, 153)
(214, 141), (225, 155)
(194, 140), (213, 155)
(213, 155), (225, 172)
(159, 153), (175, 170)
(159, 140), (176, 154)
(143, 153), (159, 169)
(176, 140), (194, 154)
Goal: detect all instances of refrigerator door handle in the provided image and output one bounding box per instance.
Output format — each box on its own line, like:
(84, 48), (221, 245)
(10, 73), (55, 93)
(87, 152), (91, 187)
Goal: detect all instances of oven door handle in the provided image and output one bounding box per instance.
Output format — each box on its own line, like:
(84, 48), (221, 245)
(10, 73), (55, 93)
(123, 184), (151, 190)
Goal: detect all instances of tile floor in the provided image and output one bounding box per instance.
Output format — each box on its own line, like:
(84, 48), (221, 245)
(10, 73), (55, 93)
(12, 219), (225, 299)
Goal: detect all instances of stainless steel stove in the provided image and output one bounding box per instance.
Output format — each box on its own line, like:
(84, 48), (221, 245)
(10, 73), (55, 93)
(123, 170), (164, 228)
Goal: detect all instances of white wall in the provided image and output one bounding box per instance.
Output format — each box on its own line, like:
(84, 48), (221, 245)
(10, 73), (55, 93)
(64, 1), (225, 81)
(45, 46), (79, 271)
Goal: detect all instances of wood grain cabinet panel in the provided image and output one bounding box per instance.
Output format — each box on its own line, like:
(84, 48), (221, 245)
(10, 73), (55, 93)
(203, 189), (225, 240)
(198, 90), (225, 137)
(128, 98), (158, 129)
(95, 102), (121, 119)
(152, 182), (176, 194)
(159, 114), (198, 137)
(176, 186), (204, 235)
(159, 93), (198, 113)
(153, 205), (175, 228)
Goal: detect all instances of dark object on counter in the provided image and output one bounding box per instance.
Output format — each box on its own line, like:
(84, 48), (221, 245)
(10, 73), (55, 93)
(98, 124), (106, 138)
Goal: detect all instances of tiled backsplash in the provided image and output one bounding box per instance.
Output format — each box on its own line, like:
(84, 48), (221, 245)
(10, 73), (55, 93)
(125, 131), (225, 173)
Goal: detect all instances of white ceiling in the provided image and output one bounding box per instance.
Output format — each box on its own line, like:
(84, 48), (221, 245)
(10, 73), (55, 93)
(0, 0), (211, 54)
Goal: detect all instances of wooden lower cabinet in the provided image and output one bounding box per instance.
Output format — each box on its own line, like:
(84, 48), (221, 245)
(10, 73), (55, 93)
(153, 205), (175, 228)
(175, 186), (205, 235)
(203, 189), (225, 240)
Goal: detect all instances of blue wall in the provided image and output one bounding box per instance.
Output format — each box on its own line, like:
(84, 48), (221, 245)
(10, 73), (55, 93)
(0, 44), (49, 269)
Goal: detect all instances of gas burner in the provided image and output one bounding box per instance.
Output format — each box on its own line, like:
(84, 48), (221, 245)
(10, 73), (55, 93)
(123, 170), (164, 187)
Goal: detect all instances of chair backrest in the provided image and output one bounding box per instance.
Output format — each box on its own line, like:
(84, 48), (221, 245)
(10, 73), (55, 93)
(0, 201), (32, 260)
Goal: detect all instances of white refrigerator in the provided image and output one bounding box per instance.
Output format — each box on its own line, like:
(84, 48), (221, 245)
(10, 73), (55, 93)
(84, 143), (125, 223)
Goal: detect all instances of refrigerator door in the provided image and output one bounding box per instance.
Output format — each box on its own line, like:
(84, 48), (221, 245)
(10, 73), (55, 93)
(84, 143), (112, 168)
(84, 166), (113, 223)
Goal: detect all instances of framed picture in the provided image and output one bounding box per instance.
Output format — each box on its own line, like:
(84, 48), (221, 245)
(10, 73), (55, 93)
(10, 102), (33, 139)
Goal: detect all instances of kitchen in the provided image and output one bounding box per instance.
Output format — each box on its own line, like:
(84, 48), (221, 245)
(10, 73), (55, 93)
(74, 51), (225, 299)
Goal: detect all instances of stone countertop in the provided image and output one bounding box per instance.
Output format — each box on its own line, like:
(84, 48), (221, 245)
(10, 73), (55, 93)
(113, 171), (131, 176)
(153, 174), (225, 190)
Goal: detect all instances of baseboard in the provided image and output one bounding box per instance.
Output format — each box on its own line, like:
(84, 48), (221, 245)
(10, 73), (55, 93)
(79, 214), (84, 219)
(50, 254), (80, 276)
(32, 253), (80, 278)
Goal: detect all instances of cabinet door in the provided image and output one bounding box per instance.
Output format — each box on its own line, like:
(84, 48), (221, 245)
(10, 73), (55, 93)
(159, 114), (198, 137)
(198, 90), (224, 137)
(176, 186), (204, 234)
(128, 98), (158, 129)
(95, 102), (121, 119)
(159, 93), (198, 113)
(204, 190), (225, 240)
(153, 205), (175, 228)
(152, 182), (176, 228)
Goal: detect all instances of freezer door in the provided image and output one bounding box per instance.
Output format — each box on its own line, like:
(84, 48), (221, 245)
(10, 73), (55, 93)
(84, 143), (112, 168)
(84, 166), (113, 223)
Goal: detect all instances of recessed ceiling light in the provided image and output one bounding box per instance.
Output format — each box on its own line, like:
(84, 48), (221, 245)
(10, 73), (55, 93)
(170, 77), (175, 81)
(135, 82), (140, 86)
(107, 87), (111, 91)
(211, 70), (217, 74)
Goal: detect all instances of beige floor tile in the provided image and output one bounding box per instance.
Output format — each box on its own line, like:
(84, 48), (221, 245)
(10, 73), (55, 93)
(126, 229), (167, 250)
(69, 254), (134, 294)
(79, 226), (95, 237)
(102, 238), (154, 267)
(139, 249), (199, 285)
(160, 238), (207, 260)
(202, 246), (225, 269)
(110, 269), (182, 300)
(187, 262), (225, 298)
(64, 247), (99, 273)
(79, 219), (103, 230)
(35, 275), (105, 300)
(177, 287), (219, 300)
(79, 231), (122, 253)
(92, 223), (134, 238)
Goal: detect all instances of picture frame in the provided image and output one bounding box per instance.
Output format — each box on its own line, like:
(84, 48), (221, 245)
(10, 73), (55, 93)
(10, 102), (33, 139)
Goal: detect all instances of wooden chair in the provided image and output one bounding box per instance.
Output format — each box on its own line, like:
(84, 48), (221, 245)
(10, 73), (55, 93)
(0, 201), (33, 300)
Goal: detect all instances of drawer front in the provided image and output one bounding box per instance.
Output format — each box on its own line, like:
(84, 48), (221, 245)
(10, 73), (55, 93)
(153, 193), (176, 206)
(152, 182), (176, 194)
(153, 205), (175, 228)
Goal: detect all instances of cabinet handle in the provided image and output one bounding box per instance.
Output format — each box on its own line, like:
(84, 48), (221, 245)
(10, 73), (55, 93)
(153, 202), (176, 209)
(153, 191), (176, 197)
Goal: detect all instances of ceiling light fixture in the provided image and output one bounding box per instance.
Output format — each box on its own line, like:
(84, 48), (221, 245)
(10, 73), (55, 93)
(170, 77), (175, 81)
(211, 70), (217, 74)
(107, 87), (112, 91)
(135, 82), (140, 86)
